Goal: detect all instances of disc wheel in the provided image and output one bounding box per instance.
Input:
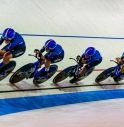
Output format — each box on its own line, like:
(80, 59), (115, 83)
(9, 63), (34, 84)
(53, 66), (75, 84)
(0, 61), (16, 81)
(95, 67), (114, 83)
(33, 65), (58, 85)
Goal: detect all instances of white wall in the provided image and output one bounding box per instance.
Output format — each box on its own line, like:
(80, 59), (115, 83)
(0, 0), (124, 36)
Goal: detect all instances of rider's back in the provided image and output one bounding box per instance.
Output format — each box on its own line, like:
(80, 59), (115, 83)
(51, 44), (64, 55)
(10, 32), (26, 48)
(82, 50), (102, 64)
(45, 44), (64, 59)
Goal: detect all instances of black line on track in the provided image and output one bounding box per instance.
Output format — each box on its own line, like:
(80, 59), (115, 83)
(0, 83), (124, 93)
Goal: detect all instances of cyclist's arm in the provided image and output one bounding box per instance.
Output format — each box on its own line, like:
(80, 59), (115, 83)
(40, 46), (45, 53)
(116, 57), (121, 63)
(45, 52), (57, 60)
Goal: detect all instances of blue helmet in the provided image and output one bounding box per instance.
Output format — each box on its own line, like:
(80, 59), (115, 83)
(2, 28), (15, 40)
(44, 39), (57, 50)
(84, 47), (96, 56)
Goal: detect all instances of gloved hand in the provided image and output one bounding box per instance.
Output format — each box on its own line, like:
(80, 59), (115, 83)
(34, 49), (43, 60)
(76, 55), (81, 61)
(34, 49), (40, 53)
(81, 58), (86, 64)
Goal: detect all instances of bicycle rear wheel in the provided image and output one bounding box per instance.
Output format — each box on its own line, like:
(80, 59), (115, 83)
(0, 61), (16, 81)
(70, 67), (94, 83)
(95, 67), (114, 83)
(9, 63), (34, 84)
(33, 65), (58, 85)
(53, 66), (75, 84)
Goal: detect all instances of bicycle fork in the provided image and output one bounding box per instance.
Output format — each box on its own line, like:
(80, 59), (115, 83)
(73, 65), (82, 78)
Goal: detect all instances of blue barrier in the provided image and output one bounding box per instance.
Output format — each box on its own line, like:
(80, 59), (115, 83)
(0, 89), (124, 115)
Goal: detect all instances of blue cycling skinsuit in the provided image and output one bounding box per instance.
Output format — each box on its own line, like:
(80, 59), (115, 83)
(33, 43), (64, 79)
(113, 62), (124, 82)
(40, 44), (64, 63)
(81, 50), (102, 69)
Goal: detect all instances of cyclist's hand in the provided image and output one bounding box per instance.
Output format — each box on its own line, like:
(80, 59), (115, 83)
(34, 49), (40, 54)
(81, 58), (86, 64)
(34, 49), (41, 58)
(116, 57), (121, 63)
(76, 55), (83, 64)
(76, 55), (81, 61)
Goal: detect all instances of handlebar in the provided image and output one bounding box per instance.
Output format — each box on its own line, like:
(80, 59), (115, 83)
(110, 60), (118, 64)
(28, 54), (36, 57)
(28, 53), (43, 61)
(69, 57), (83, 66)
(69, 58), (78, 63)
(69, 58), (119, 66)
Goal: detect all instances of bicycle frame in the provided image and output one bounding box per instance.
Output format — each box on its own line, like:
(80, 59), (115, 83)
(28, 53), (44, 78)
(69, 57), (83, 77)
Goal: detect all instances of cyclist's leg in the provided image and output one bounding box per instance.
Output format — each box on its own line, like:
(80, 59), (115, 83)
(2, 46), (25, 66)
(70, 60), (100, 83)
(0, 44), (9, 56)
(0, 44), (12, 68)
(0, 50), (6, 56)
(113, 75), (122, 82)
(69, 57), (84, 83)
(10, 46), (26, 58)
(120, 65), (124, 73)
(79, 59), (102, 77)
(113, 69), (124, 83)
(44, 53), (64, 70)
(69, 64), (83, 83)
(38, 53), (64, 78)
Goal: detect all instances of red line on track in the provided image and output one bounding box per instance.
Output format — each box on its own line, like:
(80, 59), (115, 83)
(57, 69), (104, 72)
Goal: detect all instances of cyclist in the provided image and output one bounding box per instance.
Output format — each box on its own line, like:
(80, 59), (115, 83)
(113, 53), (124, 82)
(70, 47), (102, 83)
(0, 28), (26, 68)
(34, 39), (64, 78)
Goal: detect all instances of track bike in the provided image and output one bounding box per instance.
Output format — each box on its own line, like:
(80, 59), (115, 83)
(95, 60), (124, 83)
(0, 60), (16, 81)
(9, 52), (58, 86)
(53, 56), (94, 84)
